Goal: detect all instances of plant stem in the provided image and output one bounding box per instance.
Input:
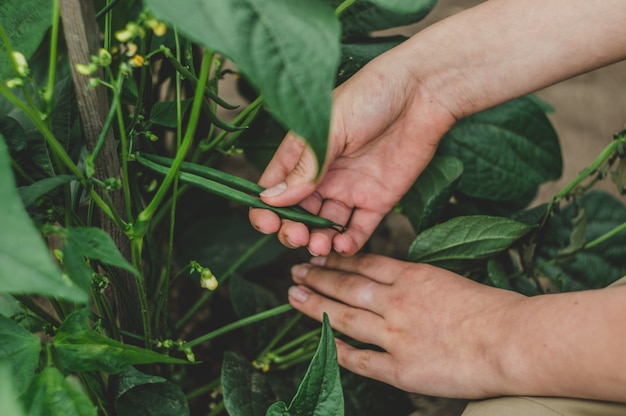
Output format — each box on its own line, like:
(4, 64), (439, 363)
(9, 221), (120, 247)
(183, 304), (293, 349)
(584, 220), (626, 250)
(256, 313), (303, 361)
(130, 238), (152, 349)
(0, 82), (120, 225)
(44, 0), (61, 114)
(207, 401), (225, 416)
(270, 327), (320, 357)
(186, 377), (220, 399)
(175, 233), (275, 330)
(136, 51), (212, 229)
(335, 0), (357, 16)
(553, 135), (626, 202)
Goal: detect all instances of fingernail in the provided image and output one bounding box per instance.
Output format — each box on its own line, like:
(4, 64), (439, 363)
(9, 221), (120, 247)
(291, 264), (311, 281)
(260, 182), (287, 198)
(288, 286), (310, 302)
(310, 256), (327, 267)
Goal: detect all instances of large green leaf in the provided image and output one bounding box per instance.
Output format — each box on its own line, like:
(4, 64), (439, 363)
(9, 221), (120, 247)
(438, 96), (562, 202)
(146, 0), (341, 168)
(18, 174), (75, 207)
(19, 367), (96, 416)
(222, 352), (284, 416)
(266, 314), (343, 416)
(54, 309), (189, 373)
(401, 156), (463, 233)
(176, 216), (285, 279)
(64, 227), (139, 276)
(0, 0), (51, 80)
(115, 367), (190, 416)
(0, 134), (87, 302)
(0, 365), (26, 416)
(0, 315), (41, 395)
(149, 98), (193, 128)
(537, 191), (626, 291)
(408, 215), (534, 263)
(230, 275), (287, 355)
(327, 0), (436, 37)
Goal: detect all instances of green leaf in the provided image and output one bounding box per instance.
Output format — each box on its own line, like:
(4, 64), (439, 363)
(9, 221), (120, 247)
(401, 156), (463, 233)
(408, 215), (534, 263)
(20, 367), (96, 416)
(0, 134), (87, 302)
(537, 191), (626, 290)
(0, 0), (51, 80)
(0, 365), (26, 416)
(438, 96), (562, 202)
(0, 315), (41, 395)
(149, 98), (193, 128)
(222, 352), (283, 416)
(146, 0), (341, 169)
(486, 256), (513, 290)
(329, 0), (436, 37)
(0, 115), (27, 153)
(230, 275), (286, 355)
(50, 77), (82, 164)
(337, 36), (406, 85)
(115, 367), (189, 416)
(266, 313), (343, 416)
(18, 174), (75, 207)
(64, 227), (139, 276)
(54, 309), (189, 373)
(611, 156), (626, 195)
(176, 216), (285, 279)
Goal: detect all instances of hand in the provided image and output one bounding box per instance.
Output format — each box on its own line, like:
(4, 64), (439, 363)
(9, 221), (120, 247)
(249, 48), (455, 256)
(286, 253), (527, 399)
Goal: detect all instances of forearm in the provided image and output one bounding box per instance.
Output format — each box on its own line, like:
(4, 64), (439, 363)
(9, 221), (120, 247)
(499, 284), (626, 402)
(398, 0), (626, 119)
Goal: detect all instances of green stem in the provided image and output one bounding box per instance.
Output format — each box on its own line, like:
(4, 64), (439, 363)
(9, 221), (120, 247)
(554, 135), (626, 202)
(90, 76), (123, 161)
(115, 81), (133, 221)
(44, 0), (60, 114)
(584, 220), (626, 250)
(207, 401), (225, 416)
(131, 238), (152, 349)
(136, 51), (212, 229)
(186, 377), (220, 399)
(335, 0), (357, 16)
(96, 0), (121, 20)
(0, 82), (120, 226)
(175, 233), (275, 330)
(270, 327), (320, 357)
(183, 304), (293, 349)
(256, 313), (303, 361)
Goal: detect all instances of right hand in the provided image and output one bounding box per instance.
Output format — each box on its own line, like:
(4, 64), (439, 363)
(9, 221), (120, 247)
(249, 47), (456, 256)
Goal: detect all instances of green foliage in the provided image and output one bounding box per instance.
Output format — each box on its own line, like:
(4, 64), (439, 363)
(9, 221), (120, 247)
(20, 368), (97, 416)
(146, 0), (341, 168)
(439, 96), (562, 202)
(0, 135), (87, 302)
(266, 314), (343, 416)
(115, 367), (190, 416)
(0, 0), (51, 80)
(0, 316), (41, 395)
(54, 310), (188, 373)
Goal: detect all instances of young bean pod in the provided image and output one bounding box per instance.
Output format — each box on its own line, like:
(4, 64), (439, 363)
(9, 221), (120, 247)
(135, 154), (346, 233)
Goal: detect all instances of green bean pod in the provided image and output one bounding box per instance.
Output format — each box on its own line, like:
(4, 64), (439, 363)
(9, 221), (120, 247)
(135, 154), (346, 233)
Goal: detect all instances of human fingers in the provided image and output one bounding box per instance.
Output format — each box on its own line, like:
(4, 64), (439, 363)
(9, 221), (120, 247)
(287, 284), (386, 347)
(334, 339), (398, 387)
(332, 209), (387, 256)
(291, 263), (388, 313)
(308, 199), (354, 256)
(310, 253), (400, 285)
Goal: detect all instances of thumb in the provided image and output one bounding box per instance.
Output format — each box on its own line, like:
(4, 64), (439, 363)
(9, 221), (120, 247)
(259, 141), (323, 207)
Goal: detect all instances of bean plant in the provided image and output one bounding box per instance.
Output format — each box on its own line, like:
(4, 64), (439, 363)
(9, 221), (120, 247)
(1, 0), (625, 415)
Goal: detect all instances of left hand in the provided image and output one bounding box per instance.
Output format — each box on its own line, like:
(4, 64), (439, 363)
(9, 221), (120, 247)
(287, 253), (527, 399)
